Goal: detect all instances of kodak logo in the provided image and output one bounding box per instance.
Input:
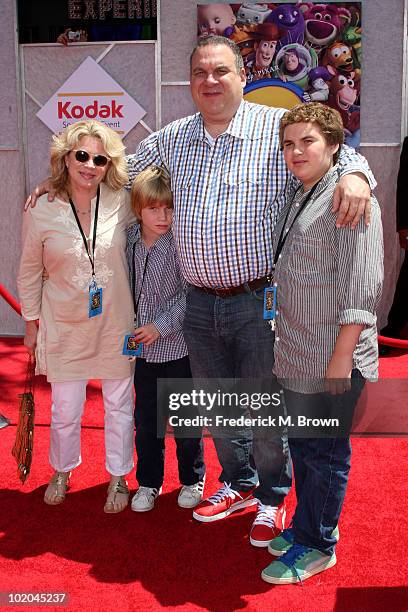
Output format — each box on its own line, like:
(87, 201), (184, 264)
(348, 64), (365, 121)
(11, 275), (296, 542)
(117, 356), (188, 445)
(58, 100), (124, 119)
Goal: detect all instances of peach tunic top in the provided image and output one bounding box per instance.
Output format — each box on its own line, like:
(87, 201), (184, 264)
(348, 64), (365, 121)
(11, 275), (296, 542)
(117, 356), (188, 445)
(18, 183), (135, 382)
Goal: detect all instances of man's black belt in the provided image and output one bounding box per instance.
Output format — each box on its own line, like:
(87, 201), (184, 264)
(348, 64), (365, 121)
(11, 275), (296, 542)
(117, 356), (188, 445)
(192, 276), (270, 298)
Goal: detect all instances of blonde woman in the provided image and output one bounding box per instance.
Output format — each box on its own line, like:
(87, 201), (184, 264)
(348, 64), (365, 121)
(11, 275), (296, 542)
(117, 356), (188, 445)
(18, 120), (135, 513)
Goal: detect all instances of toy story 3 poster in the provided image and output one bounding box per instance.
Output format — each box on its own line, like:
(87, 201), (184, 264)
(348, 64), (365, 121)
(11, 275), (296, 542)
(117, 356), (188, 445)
(197, 3), (362, 147)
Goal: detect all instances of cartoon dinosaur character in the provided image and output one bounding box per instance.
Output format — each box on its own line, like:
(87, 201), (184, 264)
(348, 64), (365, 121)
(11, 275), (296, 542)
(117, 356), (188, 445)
(343, 25), (362, 68)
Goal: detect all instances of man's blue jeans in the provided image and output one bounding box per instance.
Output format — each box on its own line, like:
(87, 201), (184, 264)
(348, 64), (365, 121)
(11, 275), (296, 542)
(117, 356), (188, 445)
(183, 286), (292, 506)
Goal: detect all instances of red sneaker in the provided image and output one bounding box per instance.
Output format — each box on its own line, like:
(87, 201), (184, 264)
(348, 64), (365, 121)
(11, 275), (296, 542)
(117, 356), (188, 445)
(249, 501), (286, 547)
(192, 483), (258, 522)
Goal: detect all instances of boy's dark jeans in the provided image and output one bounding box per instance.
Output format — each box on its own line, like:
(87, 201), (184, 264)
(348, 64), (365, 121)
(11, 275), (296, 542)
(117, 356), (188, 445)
(284, 369), (366, 556)
(134, 356), (205, 489)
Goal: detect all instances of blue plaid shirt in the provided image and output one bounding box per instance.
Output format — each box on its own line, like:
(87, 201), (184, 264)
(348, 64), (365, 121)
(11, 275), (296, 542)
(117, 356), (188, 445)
(126, 224), (188, 363)
(127, 100), (375, 289)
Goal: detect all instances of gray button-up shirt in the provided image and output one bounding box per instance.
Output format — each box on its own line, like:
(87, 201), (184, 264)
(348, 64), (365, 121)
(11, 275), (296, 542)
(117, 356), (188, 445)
(273, 168), (384, 390)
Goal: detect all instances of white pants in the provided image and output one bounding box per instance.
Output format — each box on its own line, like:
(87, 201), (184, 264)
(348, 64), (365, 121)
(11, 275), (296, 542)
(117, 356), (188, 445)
(50, 377), (134, 476)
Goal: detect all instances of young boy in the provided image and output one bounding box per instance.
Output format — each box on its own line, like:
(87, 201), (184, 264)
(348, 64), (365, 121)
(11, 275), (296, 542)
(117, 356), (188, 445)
(261, 103), (383, 583)
(126, 166), (205, 512)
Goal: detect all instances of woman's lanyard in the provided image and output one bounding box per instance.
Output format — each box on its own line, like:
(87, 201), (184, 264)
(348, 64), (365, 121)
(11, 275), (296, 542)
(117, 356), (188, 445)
(131, 241), (149, 326)
(69, 185), (100, 285)
(273, 180), (321, 269)
(69, 186), (102, 317)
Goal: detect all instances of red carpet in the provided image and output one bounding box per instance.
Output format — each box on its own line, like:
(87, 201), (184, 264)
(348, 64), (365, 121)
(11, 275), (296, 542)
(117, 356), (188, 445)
(0, 337), (407, 612)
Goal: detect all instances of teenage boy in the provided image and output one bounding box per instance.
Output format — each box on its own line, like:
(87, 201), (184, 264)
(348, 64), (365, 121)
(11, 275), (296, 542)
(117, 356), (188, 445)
(261, 103), (383, 584)
(126, 166), (205, 512)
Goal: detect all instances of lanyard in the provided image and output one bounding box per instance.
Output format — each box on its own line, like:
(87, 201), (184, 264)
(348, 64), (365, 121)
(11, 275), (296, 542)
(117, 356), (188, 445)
(131, 241), (149, 323)
(273, 180), (321, 268)
(69, 185), (100, 280)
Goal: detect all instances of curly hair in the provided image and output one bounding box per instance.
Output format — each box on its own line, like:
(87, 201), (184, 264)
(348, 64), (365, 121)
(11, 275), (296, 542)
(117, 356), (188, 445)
(50, 120), (128, 193)
(130, 165), (173, 220)
(279, 102), (344, 164)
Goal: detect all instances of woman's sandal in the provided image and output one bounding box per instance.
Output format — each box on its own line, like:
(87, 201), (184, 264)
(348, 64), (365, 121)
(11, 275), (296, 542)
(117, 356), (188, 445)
(44, 471), (71, 505)
(104, 478), (129, 514)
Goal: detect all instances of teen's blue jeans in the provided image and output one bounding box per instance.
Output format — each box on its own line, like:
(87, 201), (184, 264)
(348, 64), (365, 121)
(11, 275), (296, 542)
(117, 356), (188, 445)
(284, 370), (365, 555)
(183, 286), (292, 506)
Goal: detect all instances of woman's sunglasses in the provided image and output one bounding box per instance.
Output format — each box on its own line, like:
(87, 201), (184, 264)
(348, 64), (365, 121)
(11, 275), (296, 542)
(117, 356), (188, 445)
(72, 149), (110, 167)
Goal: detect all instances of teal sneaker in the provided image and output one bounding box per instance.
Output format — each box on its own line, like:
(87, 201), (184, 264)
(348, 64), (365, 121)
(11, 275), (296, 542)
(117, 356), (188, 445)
(261, 543), (337, 584)
(267, 527), (295, 556)
(268, 525), (340, 556)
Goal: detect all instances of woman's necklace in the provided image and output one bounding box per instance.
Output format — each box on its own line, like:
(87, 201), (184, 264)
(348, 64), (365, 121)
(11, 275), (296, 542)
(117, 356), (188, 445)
(65, 191), (92, 215)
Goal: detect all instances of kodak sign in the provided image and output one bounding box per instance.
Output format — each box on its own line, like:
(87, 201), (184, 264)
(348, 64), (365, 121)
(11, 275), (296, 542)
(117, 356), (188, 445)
(58, 100), (124, 120)
(37, 56), (146, 136)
